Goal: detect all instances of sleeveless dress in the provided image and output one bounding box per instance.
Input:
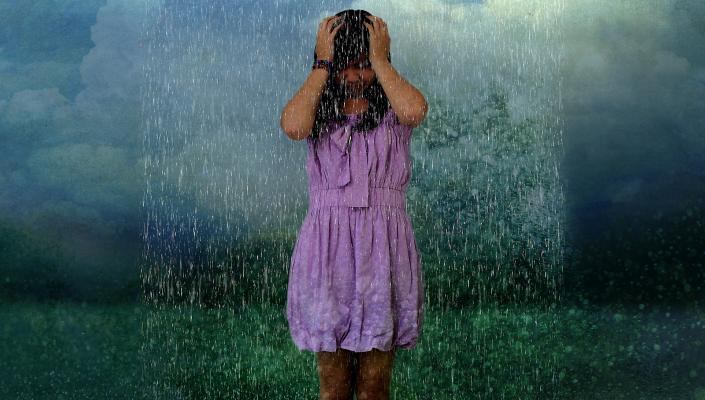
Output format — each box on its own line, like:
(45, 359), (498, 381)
(286, 107), (424, 353)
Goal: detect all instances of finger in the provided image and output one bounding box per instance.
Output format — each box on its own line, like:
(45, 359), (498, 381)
(326, 16), (339, 27)
(332, 20), (345, 33)
(321, 15), (338, 28)
(332, 16), (345, 28)
(365, 22), (375, 37)
(378, 20), (387, 32)
(377, 17), (386, 26)
(323, 17), (340, 33)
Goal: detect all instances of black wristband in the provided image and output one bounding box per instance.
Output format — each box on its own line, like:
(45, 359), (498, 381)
(312, 59), (333, 73)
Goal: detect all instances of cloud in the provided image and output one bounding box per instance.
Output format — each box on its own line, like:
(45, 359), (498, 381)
(18, 0), (145, 193)
(3, 88), (69, 125)
(26, 143), (141, 212)
(0, 0), (145, 264)
(557, 0), (705, 213)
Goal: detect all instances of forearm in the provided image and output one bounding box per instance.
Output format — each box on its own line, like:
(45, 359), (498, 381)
(370, 59), (427, 127)
(280, 68), (330, 140)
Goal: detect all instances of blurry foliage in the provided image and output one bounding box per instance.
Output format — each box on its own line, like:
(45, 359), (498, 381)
(566, 199), (705, 306)
(406, 85), (564, 309)
(0, 220), (71, 301)
(210, 229), (292, 310)
(140, 227), (289, 311)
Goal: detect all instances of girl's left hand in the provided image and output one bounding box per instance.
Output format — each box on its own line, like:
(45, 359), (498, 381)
(363, 16), (391, 66)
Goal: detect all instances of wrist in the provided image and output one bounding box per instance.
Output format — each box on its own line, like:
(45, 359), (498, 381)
(312, 58), (334, 74)
(311, 67), (329, 76)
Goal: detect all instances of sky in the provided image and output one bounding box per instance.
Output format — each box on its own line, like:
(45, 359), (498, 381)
(0, 0), (703, 299)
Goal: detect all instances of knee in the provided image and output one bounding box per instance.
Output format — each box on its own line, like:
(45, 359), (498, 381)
(317, 350), (354, 400)
(355, 365), (393, 399)
(319, 377), (353, 400)
(320, 388), (352, 400)
(355, 381), (390, 400)
(354, 350), (395, 400)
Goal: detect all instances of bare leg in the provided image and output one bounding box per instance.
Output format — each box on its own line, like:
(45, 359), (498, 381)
(355, 347), (396, 400)
(316, 348), (354, 400)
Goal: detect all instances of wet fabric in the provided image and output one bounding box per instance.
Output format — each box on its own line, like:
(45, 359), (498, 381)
(286, 107), (424, 353)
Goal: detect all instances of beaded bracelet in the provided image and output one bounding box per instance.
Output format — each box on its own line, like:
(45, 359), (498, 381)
(312, 59), (333, 73)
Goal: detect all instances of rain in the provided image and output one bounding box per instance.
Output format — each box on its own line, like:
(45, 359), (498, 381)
(1, 0), (704, 399)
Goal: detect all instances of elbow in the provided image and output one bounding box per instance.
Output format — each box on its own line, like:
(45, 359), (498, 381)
(280, 116), (302, 141)
(281, 126), (308, 141)
(282, 128), (302, 141)
(280, 112), (311, 141)
(414, 101), (429, 126)
(287, 132), (308, 141)
(415, 101), (429, 125)
(400, 102), (429, 128)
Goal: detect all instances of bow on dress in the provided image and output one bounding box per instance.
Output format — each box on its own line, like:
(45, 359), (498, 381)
(329, 121), (370, 208)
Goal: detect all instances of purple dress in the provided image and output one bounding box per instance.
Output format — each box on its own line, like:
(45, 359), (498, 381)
(286, 107), (424, 353)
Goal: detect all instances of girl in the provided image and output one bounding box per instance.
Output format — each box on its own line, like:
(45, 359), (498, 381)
(280, 9), (428, 400)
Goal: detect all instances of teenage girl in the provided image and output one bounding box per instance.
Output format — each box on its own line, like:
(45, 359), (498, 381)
(280, 9), (428, 400)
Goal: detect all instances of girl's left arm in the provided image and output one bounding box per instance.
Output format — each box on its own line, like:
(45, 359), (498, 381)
(371, 59), (428, 128)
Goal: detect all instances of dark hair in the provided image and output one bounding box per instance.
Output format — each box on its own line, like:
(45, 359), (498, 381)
(309, 9), (393, 142)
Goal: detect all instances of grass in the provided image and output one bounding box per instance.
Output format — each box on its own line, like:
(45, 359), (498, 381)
(1, 301), (703, 399)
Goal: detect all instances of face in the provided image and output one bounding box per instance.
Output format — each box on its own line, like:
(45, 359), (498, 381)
(334, 53), (376, 99)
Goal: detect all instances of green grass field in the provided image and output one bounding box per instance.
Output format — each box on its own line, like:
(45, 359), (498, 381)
(1, 301), (703, 399)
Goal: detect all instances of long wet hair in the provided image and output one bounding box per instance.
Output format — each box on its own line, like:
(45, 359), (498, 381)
(309, 9), (393, 142)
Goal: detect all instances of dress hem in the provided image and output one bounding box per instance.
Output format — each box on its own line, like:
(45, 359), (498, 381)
(289, 331), (420, 353)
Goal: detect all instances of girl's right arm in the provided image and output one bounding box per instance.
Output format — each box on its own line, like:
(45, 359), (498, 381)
(280, 67), (329, 141)
(280, 16), (344, 141)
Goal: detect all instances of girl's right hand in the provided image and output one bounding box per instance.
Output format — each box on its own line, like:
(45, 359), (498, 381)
(315, 16), (345, 62)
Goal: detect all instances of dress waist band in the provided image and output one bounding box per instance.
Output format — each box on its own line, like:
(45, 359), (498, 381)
(308, 187), (406, 209)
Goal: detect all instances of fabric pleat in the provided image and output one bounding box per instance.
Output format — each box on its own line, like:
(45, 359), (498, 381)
(287, 108), (423, 353)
